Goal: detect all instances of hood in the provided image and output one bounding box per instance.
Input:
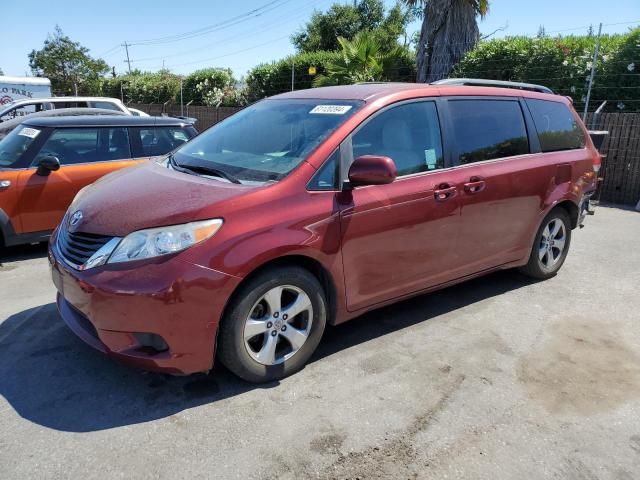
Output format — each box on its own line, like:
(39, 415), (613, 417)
(70, 161), (258, 236)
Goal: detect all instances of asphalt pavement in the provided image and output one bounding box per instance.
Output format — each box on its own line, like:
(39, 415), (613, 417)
(1, 206), (639, 480)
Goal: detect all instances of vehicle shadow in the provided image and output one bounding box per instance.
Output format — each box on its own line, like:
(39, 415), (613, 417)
(0, 269), (535, 433)
(0, 242), (49, 264)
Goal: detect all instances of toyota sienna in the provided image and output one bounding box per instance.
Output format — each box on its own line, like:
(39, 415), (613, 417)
(48, 81), (599, 382)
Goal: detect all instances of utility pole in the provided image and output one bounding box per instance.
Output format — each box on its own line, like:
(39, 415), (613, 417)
(291, 59), (295, 91)
(583, 23), (602, 122)
(180, 78), (184, 116)
(122, 41), (132, 74)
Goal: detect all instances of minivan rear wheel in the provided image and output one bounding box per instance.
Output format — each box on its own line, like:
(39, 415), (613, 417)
(217, 266), (327, 383)
(519, 208), (572, 279)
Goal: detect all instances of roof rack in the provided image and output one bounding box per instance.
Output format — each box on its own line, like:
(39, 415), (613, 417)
(431, 78), (554, 94)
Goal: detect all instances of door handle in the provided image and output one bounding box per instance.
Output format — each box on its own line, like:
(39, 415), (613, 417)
(434, 183), (457, 202)
(463, 176), (485, 194)
(0, 180), (11, 190)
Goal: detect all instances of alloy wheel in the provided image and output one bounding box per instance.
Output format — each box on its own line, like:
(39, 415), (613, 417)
(243, 285), (313, 366)
(538, 218), (567, 269)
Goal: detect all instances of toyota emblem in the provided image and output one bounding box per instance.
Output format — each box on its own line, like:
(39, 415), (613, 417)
(69, 211), (83, 227)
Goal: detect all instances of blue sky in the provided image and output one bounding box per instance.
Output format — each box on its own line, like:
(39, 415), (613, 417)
(3, 0), (639, 78)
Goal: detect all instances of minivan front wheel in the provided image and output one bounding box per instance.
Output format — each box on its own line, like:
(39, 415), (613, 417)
(520, 208), (572, 279)
(217, 266), (327, 383)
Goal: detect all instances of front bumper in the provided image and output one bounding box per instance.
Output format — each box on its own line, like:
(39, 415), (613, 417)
(49, 239), (242, 375)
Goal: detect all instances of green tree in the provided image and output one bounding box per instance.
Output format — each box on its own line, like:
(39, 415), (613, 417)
(28, 26), (109, 95)
(313, 32), (409, 86)
(403, 0), (489, 82)
(292, 0), (411, 53)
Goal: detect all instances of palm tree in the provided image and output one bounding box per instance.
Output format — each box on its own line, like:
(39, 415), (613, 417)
(404, 0), (489, 82)
(313, 31), (405, 87)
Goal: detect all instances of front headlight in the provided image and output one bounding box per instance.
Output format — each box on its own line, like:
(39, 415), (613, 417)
(108, 219), (223, 264)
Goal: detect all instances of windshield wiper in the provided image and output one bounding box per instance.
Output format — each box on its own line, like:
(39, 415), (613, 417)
(167, 154), (242, 184)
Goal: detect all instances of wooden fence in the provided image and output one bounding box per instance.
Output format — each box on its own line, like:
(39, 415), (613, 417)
(586, 112), (640, 206)
(131, 104), (640, 206)
(130, 104), (241, 131)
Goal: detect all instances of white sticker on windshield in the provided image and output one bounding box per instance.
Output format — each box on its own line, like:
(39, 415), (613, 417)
(309, 105), (352, 115)
(18, 127), (40, 139)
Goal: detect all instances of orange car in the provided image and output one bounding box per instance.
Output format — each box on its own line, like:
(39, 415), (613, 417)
(0, 116), (197, 248)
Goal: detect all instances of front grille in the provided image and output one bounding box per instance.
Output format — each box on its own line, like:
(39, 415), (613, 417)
(57, 227), (113, 268)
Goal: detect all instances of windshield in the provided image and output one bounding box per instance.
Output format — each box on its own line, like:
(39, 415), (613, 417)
(172, 99), (362, 183)
(0, 125), (41, 168)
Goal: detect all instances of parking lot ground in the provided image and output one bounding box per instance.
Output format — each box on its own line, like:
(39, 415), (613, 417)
(1, 205), (639, 480)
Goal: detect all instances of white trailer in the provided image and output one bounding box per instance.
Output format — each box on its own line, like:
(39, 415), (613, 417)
(0, 76), (51, 105)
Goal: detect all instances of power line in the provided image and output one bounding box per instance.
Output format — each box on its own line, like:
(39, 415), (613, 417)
(129, 0), (330, 64)
(128, 0), (292, 46)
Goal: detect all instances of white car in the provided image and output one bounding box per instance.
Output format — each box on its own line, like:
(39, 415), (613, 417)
(0, 96), (131, 122)
(127, 107), (150, 117)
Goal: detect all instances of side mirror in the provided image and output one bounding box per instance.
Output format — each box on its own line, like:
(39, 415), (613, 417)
(36, 156), (61, 176)
(347, 155), (397, 188)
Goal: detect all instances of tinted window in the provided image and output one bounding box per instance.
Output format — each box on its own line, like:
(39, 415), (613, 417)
(32, 127), (131, 165)
(308, 150), (339, 190)
(91, 101), (122, 111)
(53, 101), (88, 109)
(449, 100), (529, 164)
(525, 99), (585, 152)
(131, 126), (196, 156)
(351, 101), (443, 176)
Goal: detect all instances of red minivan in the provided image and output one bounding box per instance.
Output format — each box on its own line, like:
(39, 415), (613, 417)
(48, 81), (599, 382)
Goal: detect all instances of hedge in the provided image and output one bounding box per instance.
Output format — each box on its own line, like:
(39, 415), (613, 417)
(452, 28), (640, 111)
(245, 48), (416, 101)
(102, 70), (182, 104)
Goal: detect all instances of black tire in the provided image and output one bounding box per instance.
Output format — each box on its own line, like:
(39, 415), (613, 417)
(217, 266), (327, 383)
(519, 208), (572, 280)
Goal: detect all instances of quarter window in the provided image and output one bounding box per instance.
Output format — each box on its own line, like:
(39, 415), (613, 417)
(350, 101), (444, 176)
(308, 150), (339, 190)
(448, 100), (529, 164)
(131, 127), (195, 156)
(525, 99), (585, 152)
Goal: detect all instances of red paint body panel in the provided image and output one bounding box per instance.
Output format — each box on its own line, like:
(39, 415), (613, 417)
(50, 239), (241, 374)
(49, 84), (600, 374)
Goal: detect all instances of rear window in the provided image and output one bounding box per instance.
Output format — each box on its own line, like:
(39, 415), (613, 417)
(525, 99), (585, 152)
(448, 99), (529, 164)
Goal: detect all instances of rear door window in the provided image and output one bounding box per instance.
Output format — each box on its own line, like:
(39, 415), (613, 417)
(525, 99), (585, 152)
(448, 99), (529, 164)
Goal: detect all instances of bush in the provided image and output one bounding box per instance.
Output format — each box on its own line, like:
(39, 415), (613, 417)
(181, 68), (235, 105)
(102, 70), (181, 104)
(245, 48), (415, 101)
(452, 28), (640, 111)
